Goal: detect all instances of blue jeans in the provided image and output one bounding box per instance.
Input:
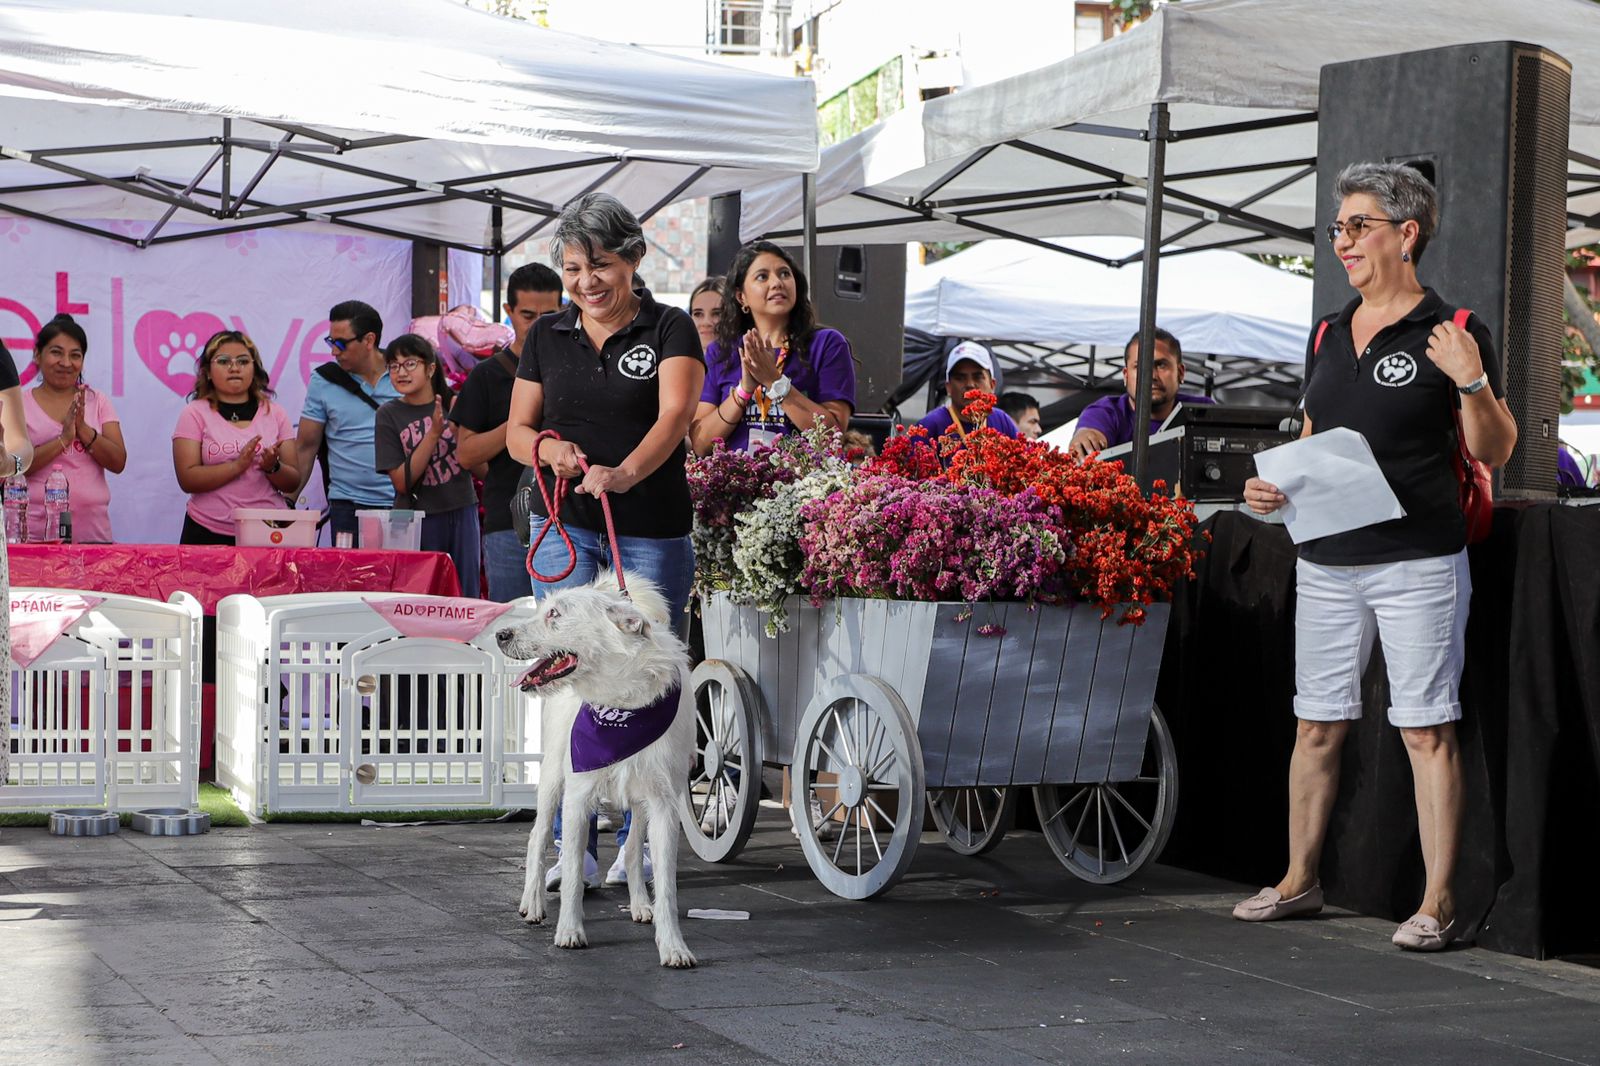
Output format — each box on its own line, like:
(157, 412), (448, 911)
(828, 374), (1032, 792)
(483, 529), (533, 603)
(420, 504), (482, 598)
(534, 523), (692, 852)
(527, 523), (694, 639)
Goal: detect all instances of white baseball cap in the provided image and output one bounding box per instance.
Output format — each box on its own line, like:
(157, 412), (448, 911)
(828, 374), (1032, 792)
(946, 341), (994, 377)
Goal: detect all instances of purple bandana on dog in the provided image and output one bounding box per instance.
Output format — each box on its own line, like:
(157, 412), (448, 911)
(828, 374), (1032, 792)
(570, 683), (681, 773)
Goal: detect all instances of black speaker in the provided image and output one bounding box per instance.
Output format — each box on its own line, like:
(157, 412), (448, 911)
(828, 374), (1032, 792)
(706, 192), (743, 278)
(810, 244), (905, 413)
(1313, 41), (1570, 497)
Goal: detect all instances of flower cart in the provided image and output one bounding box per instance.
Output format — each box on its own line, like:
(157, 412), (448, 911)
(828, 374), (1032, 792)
(683, 594), (1175, 898)
(678, 400), (1196, 900)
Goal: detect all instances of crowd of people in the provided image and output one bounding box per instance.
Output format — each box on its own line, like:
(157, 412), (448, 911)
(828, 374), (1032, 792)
(0, 167), (1567, 950)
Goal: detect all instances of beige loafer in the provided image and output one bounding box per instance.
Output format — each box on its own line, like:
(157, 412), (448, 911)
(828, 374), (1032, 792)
(1232, 883), (1324, 922)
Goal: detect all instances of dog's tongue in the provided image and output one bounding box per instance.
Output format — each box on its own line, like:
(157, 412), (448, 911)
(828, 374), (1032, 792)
(513, 652), (578, 692)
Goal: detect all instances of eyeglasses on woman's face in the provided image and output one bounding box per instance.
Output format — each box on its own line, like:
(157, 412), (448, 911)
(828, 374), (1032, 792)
(387, 358), (428, 374)
(1325, 214), (1400, 242)
(210, 355), (253, 370)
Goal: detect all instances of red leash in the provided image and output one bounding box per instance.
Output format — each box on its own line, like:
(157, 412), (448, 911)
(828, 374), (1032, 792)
(525, 429), (629, 596)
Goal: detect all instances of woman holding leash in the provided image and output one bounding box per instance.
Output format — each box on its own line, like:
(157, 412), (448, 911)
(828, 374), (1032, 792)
(506, 191), (705, 889)
(1235, 162), (1517, 951)
(689, 240), (856, 456)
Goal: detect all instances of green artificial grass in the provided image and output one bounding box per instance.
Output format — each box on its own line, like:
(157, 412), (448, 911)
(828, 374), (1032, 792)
(197, 782), (251, 827)
(263, 807), (523, 824)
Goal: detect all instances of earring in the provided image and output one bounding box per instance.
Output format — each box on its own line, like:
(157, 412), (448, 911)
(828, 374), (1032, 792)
(1401, 251), (1411, 262)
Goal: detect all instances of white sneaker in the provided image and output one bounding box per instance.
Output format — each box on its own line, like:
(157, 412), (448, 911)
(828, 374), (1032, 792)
(792, 794), (839, 842)
(604, 844), (652, 886)
(698, 789), (736, 834)
(545, 841), (601, 890)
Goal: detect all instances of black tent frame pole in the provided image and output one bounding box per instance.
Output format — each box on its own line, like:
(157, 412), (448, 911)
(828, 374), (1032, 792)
(1132, 102), (1171, 493)
(491, 203), (504, 318)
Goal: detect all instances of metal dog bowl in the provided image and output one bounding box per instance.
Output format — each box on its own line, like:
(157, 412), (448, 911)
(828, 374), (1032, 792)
(130, 808), (211, 836)
(48, 809), (120, 837)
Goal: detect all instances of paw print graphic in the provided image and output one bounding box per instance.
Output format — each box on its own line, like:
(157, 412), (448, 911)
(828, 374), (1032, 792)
(161, 331), (203, 377)
(225, 232), (259, 256)
(0, 218), (30, 244)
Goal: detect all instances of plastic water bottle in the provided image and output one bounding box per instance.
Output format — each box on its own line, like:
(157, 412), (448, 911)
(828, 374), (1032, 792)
(3, 472), (28, 544)
(42, 466), (69, 543)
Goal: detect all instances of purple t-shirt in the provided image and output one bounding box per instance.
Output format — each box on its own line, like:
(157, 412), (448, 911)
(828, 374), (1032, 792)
(700, 327), (857, 451)
(915, 404), (1020, 440)
(1075, 392), (1212, 448)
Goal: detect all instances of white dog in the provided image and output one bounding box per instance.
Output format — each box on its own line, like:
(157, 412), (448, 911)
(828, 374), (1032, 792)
(496, 573), (696, 968)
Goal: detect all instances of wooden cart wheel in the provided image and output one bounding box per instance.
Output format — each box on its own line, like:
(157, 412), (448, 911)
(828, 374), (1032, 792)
(678, 660), (765, 863)
(792, 674), (926, 900)
(1033, 703), (1179, 885)
(929, 786), (1017, 856)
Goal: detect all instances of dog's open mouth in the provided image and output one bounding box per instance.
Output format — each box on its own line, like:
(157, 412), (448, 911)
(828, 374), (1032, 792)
(514, 652), (579, 692)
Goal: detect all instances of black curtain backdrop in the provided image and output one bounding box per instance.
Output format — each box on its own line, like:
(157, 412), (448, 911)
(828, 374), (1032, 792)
(1158, 505), (1600, 959)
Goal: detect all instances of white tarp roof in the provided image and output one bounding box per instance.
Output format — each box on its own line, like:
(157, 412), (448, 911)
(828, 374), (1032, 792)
(908, 237), (1313, 363)
(740, 0), (1600, 252)
(0, 0), (817, 252)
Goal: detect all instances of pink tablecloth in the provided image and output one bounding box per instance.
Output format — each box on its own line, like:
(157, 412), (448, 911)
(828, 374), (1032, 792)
(7, 543), (461, 612)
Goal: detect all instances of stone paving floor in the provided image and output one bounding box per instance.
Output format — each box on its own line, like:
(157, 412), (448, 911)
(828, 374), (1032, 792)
(2, 809), (1598, 1065)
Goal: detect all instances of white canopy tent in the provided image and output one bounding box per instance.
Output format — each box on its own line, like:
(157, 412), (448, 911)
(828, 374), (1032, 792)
(739, 0), (1600, 257)
(907, 237), (1313, 365)
(0, 0), (818, 258)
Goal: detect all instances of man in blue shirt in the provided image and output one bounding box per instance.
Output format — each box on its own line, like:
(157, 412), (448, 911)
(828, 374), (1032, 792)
(1068, 328), (1210, 459)
(292, 300), (401, 538)
(916, 342), (1020, 441)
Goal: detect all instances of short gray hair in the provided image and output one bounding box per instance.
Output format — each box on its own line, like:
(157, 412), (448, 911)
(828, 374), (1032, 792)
(1333, 162), (1440, 265)
(548, 192), (646, 268)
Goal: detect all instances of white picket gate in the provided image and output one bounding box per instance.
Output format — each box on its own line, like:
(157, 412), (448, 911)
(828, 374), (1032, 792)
(4, 589), (202, 811)
(215, 592), (544, 815)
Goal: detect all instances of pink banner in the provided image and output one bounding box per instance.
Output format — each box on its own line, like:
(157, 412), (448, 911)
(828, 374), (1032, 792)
(362, 596), (513, 643)
(8, 592), (104, 667)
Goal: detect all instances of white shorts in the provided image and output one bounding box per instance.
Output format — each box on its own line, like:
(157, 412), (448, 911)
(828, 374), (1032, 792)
(1293, 551), (1471, 728)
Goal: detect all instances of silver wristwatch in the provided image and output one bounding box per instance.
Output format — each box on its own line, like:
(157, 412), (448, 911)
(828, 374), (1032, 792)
(766, 374), (793, 402)
(1457, 373), (1489, 396)
(10, 453), (24, 477)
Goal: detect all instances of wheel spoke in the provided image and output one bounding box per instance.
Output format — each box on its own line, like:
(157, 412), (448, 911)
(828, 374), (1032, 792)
(710, 686), (725, 743)
(975, 791), (991, 837)
(1133, 775), (1160, 785)
(868, 747), (897, 781)
(816, 798), (844, 829)
(815, 738), (846, 773)
(1069, 786), (1093, 847)
(831, 809), (849, 865)
(1043, 786), (1091, 827)
(864, 716), (886, 778)
(864, 795), (895, 838)
(1105, 784), (1153, 833)
(831, 708), (856, 765)
(1106, 790), (1132, 866)
(854, 806), (863, 875)
(1094, 789), (1106, 877)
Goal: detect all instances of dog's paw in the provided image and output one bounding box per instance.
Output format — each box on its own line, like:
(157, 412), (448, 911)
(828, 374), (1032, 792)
(630, 900), (655, 924)
(658, 940), (697, 969)
(554, 925), (588, 950)
(518, 887), (545, 924)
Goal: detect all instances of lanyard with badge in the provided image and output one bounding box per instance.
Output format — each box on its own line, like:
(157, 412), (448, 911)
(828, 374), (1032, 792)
(743, 346), (788, 452)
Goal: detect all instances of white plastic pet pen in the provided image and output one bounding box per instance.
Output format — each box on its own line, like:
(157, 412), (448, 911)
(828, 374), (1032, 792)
(216, 592), (544, 815)
(4, 589), (202, 811)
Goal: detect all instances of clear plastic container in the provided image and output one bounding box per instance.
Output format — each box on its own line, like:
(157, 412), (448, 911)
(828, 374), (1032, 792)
(42, 466), (69, 543)
(356, 508), (426, 551)
(234, 508), (320, 547)
(4, 472), (28, 544)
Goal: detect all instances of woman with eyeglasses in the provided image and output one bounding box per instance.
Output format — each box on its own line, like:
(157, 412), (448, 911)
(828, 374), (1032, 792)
(171, 330), (300, 545)
(17, 314), (126, 543)
(1235, 163), (1518, 951)
(373, 333), (480, 592)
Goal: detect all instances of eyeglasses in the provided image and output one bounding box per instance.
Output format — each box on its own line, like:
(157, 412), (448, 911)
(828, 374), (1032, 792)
(1325, 214), (1400, 242)
(210, 356), (253, 369)
(324, 334), (361, 352)
(387, 358), (428, 374)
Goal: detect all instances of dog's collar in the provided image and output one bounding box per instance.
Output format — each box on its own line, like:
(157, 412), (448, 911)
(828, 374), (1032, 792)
(570, 682), (682, 774)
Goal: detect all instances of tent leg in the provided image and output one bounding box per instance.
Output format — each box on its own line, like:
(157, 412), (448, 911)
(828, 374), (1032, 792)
(1132, 102), (1171, 493)
(491, 203), (504, 320)
(802, 170), (818, 296)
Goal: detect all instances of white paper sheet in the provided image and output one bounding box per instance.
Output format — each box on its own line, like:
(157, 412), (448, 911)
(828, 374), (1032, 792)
(1251, 427), (1405, 543)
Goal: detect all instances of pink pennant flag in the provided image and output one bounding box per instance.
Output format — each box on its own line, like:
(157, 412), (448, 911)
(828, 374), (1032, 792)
(361, 596), (514, 643)
(8, 593), (105, 668)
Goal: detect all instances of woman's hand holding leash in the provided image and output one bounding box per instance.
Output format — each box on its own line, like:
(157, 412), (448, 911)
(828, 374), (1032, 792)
(525, 429), (628, 594)
(539, 436), (586, 478)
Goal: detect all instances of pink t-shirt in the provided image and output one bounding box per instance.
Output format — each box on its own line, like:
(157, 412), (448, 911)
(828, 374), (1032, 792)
(172, 398), (295, 536)
(23, 387), (119, 543)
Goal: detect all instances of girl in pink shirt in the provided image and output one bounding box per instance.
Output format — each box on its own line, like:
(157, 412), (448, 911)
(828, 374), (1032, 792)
(21, 314), (128, 543)
(171, 331), (301, 545)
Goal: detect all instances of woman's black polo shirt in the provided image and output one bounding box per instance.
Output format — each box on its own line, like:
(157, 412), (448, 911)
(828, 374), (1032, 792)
(1300, 288), (1503, 566)
(517, 287), (703, 539)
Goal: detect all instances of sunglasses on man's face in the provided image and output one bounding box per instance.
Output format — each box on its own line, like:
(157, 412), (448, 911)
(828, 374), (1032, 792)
(324, 335), (361, 352)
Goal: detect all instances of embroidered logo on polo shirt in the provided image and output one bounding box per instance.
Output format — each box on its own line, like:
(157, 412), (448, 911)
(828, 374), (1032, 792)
(617, 344), (658, 380)
(1373, 352), (1418, 388)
